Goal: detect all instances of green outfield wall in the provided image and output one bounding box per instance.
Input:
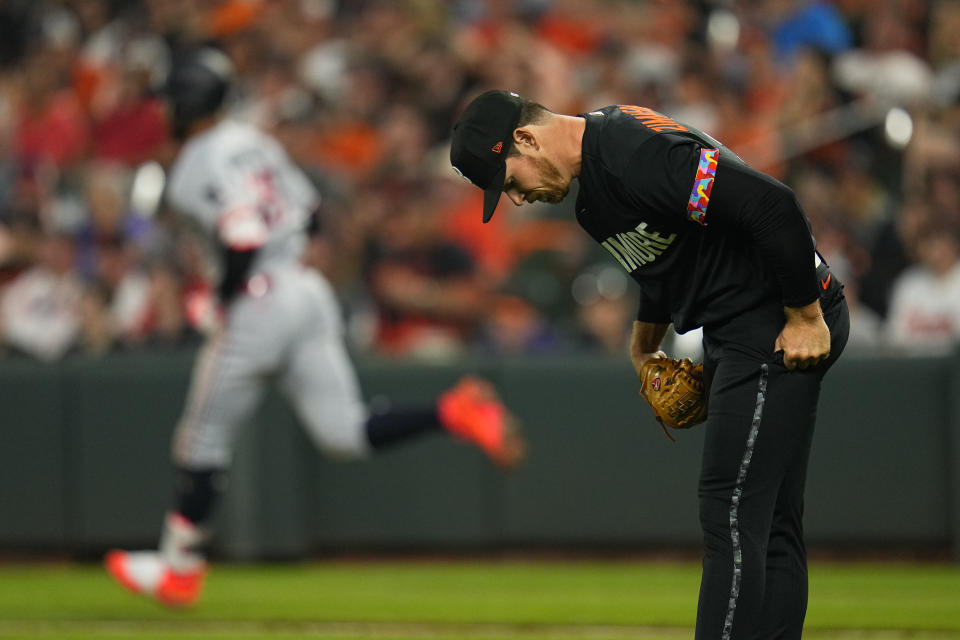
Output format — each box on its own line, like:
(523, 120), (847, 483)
(1, 349), (957, 559)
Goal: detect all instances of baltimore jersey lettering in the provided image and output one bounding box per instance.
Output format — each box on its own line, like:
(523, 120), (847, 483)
(617, 105), (689, 133)
(600, 222), (678, 272)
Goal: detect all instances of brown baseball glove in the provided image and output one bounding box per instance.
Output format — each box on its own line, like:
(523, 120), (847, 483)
(638, 354), (707, 440)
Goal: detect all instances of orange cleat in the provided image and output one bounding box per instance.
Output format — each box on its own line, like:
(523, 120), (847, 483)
(105, 549), (206, 608)
(437, 376), (526, 469)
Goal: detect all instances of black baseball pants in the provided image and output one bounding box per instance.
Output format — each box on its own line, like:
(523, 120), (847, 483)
(694, 271), (848, 640)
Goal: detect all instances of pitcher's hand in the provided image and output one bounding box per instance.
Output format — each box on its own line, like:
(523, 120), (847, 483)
(775, 300), (830, 371)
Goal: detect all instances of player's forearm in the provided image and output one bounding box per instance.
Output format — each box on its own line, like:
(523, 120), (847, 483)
(783, 299), (823, 323)
(629, 321), (670, 374)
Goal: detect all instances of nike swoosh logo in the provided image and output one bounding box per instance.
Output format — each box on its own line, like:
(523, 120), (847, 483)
(821, 273), (832, 290)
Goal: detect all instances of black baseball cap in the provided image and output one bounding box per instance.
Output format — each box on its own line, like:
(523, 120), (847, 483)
(450, 90), (525, 223)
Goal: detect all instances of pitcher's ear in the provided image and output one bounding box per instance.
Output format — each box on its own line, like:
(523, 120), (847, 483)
(513, 127), (539, 150)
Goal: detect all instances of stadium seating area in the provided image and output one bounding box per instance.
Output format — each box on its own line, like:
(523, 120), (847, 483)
(0, 0), (958, 361)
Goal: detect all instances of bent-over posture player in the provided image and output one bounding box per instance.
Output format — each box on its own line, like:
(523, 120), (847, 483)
(450, 91), (849, 639)
(105, 53), (524, 607)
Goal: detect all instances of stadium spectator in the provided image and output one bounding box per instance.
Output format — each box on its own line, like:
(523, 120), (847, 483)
(364, 184), (490, 359)
(77, 278), (116, 356)
(767, 0), (853, 64)
(479, 294), (561, 354)
(0, 160), (50, 285)
(0, 231), (83, 360)
(73, 161), (156, 279)
(859, 198), (933, 319)
(570, 265), (635, 354)
(89, 38), (170, 165)
(15, 47), (89, 170)
(885, 223), (960, 352)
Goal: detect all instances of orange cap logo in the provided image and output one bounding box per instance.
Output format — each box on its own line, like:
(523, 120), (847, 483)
(491, 141), (503, 154)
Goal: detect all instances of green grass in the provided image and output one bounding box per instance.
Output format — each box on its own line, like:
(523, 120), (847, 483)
(0, 559), (957, 639)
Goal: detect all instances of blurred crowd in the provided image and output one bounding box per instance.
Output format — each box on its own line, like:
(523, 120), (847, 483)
(0, 0), (959, 362)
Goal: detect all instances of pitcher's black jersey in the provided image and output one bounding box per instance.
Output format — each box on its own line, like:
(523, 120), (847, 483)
(575, 106), (819, 334)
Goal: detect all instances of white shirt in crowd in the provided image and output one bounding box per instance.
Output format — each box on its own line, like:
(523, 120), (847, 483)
(885, 261), (960, 352)
(1, 267), (83, 360)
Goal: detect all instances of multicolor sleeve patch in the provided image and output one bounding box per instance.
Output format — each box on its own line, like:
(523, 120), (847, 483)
(686, 148), (718, 226)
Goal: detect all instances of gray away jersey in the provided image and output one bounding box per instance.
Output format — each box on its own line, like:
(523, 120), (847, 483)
(166, 119), (371, 468)
(166, 119), (318, 276)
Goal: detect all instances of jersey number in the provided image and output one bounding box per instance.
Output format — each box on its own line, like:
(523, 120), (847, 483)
(249, 170), (287, 227)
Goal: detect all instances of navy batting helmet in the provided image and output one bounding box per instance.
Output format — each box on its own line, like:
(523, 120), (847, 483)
(164, 47), (234, 139)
